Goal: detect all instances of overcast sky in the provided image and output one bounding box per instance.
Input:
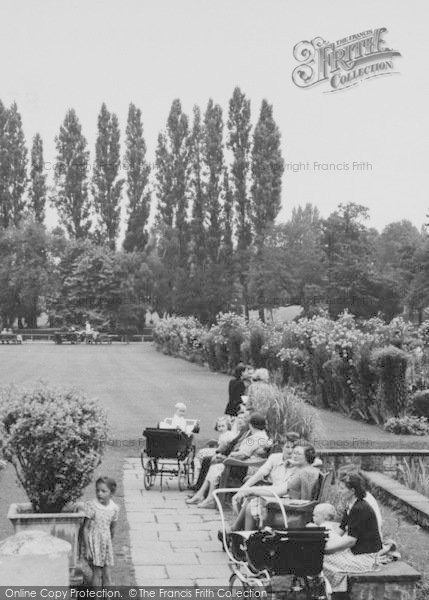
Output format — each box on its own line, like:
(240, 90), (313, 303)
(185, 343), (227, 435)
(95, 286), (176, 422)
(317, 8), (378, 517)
(1, 0), (428, 232)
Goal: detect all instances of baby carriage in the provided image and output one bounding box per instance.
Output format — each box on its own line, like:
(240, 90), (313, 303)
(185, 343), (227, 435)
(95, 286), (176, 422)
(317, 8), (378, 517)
(213, 488), (329, 600)
(141, 421), (198, 491)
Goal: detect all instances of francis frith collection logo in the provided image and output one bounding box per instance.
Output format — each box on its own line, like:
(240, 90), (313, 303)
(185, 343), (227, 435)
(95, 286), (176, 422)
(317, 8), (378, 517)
(292, 28), (401, 92)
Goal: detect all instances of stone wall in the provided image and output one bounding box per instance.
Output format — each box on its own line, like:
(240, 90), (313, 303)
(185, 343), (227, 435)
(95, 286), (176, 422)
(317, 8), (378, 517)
(318, 449), (429, 480)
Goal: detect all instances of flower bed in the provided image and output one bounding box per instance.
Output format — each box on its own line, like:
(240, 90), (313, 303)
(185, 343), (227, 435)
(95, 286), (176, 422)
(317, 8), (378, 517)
(153, 311), (429, 428)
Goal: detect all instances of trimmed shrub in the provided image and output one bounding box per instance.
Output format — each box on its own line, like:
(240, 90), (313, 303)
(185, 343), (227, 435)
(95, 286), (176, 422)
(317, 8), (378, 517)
(371, 346), (409, 418)
(0, 383), (109, 513)
(412, 390), (429, 419)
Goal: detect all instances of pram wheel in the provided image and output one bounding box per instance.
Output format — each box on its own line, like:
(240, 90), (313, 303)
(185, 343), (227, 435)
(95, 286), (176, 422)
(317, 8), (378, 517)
(143, 460), (156, 490)
(141, 450), (157, 490)
(229, 572), (249, 590)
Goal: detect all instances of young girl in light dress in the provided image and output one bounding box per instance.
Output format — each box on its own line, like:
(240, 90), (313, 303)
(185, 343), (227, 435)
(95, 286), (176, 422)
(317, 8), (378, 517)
(83, 476), (119, 586)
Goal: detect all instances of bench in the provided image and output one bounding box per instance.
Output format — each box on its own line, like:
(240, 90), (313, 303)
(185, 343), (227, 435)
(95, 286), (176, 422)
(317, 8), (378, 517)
(270, 561), (420, 599)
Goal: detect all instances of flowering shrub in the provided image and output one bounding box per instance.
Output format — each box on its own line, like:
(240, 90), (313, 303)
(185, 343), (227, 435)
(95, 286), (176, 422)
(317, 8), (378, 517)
(0, 383), (109, 513)
(384, 415), (429, 435)
(153, 311), (429, 430)
(153, 316), (205, 359)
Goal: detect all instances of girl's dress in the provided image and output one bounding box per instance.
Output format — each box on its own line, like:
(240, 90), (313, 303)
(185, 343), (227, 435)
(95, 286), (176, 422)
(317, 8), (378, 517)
(85, 499), (119, 567)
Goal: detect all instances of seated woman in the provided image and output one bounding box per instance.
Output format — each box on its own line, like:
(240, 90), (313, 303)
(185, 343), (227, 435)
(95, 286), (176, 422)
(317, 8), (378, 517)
(186, 413), (269, 509)
(189, 412), (249, 493)
(231, 442), (320, 527)
(229, 432), (301, 531)
(323, 473), (382, 598)
(337, 467), (383, 539)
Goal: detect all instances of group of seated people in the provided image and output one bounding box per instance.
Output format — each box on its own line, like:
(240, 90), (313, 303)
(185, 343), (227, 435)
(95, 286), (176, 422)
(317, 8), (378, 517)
(182, 407), (386, 599)
(159, 394), (388, 599)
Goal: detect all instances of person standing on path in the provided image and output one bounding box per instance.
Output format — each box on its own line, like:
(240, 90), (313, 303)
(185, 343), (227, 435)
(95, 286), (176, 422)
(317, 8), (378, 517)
(225, 364), (246, 417)
(83, 476), (119, 586)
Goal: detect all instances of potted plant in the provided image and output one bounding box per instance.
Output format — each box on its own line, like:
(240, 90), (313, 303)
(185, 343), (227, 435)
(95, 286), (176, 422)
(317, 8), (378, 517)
(0, 382), (109, 584)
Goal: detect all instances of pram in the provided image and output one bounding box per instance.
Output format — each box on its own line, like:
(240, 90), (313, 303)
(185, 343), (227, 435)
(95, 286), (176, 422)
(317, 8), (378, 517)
(213, 488), (329, 599)
(141, 422), (198, 491)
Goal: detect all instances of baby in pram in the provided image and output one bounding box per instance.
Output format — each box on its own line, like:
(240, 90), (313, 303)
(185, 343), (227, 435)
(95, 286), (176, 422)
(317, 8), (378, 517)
(159, 402), (198, 436)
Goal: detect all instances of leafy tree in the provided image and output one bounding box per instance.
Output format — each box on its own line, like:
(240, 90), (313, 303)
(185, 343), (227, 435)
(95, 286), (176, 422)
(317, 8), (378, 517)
(29, 133), (47, 224)
(227, 87), (252, 317)
(92, 103), (124, 249)
(322, 203), (401, 319)
(123, 103), (151, 252)
(48, 242), (152, 331)
(376, 220), (422, 315)
(409, 237), (429, 322)
(250, 99), (284, 319)
(284, 204), (326, 311)
(0, 221), (51, 328)
(54, 109), (91, 239)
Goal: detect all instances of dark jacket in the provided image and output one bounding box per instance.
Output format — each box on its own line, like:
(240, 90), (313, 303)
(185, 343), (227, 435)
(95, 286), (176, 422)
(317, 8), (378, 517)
(225, 378), (246, 416)
(340, 498), (382, 555)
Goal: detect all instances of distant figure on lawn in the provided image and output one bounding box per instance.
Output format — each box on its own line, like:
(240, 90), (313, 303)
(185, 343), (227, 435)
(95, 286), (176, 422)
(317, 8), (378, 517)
(83, 476), (119, 587)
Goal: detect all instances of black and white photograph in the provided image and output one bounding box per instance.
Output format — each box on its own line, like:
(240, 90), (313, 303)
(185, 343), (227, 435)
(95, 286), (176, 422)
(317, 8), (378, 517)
(0, 1), (428, 598)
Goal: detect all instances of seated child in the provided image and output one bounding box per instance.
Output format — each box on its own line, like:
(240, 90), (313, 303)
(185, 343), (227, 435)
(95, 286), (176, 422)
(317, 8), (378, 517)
(308, 503), (343, 544)
(160, 402), (194, 435)
(197, 416), (235, 462)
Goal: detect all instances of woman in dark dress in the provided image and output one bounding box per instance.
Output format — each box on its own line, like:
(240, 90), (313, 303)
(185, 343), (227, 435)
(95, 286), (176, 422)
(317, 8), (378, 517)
(323, 473), (382, 598)
(225, 364), (246, 417)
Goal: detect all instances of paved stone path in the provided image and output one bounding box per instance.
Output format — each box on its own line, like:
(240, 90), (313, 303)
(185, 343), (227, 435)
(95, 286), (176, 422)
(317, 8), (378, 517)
(123, 458), (231, 586)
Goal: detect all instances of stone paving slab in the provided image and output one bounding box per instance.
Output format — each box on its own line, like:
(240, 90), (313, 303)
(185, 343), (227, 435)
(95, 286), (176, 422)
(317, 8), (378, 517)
(124, 458), (231, 586)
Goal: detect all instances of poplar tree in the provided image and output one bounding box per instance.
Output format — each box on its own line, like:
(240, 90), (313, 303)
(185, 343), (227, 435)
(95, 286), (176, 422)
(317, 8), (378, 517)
(0, 103), (28, 227)
(0, 100), (10, 227)
(250, 99), (284, 319)
(154, 99), (190, 314)
(219, 168), (236, 311)
(30, 133), (47, 224)
(187, 106), (207, 318)
(123, 103), (151, 252)
(189, 105), (206, 267)
(92, 103), (124, 249)
(227, 87), (252, 317)
(203, 99), (225, 321)
(54, 109), (91, 239)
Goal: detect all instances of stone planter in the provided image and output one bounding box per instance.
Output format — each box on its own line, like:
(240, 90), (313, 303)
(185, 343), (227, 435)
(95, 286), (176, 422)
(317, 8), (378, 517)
(8, 502), (85, 585)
